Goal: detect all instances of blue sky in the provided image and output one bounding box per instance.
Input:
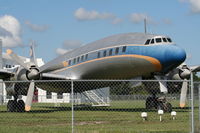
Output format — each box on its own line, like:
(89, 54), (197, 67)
(0, 0), (199, 66)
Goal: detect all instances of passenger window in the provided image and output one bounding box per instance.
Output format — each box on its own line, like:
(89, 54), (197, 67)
(109, 49), (112, 56)
(77, 57), (80, 62)
(167, 38), (172, 42)
(85, 54), (88, 60)
(73, 58), (76, 64)
(97, 52), (101, 58)
(122, 46), (126, 52)
(103, 51), (106, 57)
(68, 60), (71, 65)
(162, 38), (167, 42)
(145, 39), (151, 45)
(155, 38), (162, 43)
(115, 47), (119, 54)
(81, 55), (84, 61)
(150, 39), (154, 44)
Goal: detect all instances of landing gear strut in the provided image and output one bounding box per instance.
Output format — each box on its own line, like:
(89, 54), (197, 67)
(146, 95), (172, 112)
(7, 95), (25, 112)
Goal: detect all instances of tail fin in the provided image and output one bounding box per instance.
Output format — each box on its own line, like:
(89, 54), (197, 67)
(29, 40), (37, 66)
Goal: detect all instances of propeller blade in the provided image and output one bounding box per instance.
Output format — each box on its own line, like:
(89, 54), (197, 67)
(190, 65), (200, 72)
(39, 61), (68, 73)
(155, 76), (168, 94)
(180, 79), (188, 108)
(6, 49), (31, 71)
(29, 41), (37, 67)
(25, 81), (35, 111)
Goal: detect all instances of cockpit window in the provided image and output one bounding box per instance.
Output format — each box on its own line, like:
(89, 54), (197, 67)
(162, 38), (167, 42)
(150, 39), (154, 44)
(155, 38), (162, 43)
(167, 38), (172, 42)
(145, 39), (151, 45)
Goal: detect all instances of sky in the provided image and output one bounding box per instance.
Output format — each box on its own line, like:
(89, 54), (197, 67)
(0, 0), (200, 66)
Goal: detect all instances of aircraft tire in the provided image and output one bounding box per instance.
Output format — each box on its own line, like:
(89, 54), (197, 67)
(146, 96), (157, 109)
(16, 100), (25, 112)
(165, 103), (172, 113)
(7, 100), (17, 112)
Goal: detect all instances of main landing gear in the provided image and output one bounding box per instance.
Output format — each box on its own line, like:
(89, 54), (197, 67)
(146, 95), (172, 113)
(7, 95), (25, 112)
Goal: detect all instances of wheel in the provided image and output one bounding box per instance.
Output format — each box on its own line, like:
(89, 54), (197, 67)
(16, 100), (25, 112)
(157, 102), (172, 113)
(146, 96), (157, 109)
(165, 103), (172, 113)
(7, 100), (17, 112)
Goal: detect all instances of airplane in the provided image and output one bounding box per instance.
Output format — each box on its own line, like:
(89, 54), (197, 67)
(0, 32), (199, 112)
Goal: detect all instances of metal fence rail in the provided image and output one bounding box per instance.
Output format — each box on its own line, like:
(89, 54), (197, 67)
(0, 79), (199, 133)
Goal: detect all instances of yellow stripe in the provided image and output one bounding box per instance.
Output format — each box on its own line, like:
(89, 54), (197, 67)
(53, 54), (162, 73)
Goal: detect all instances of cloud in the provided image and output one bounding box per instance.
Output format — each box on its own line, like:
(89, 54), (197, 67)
(74, 8), (123, 24)
(162, 18), (173, 25)
(112, 18), (123, 25)
(56, 40), (82, 55)
(0, 26), (13, 37)
(179, 0), (200, 13)
(56, 48), (70, 55)
(0, 15), (22, 47)
(25, 21), (49, 32)
(189, 0), (200, 13)
(74, 8), (115, 21)
(129, 13), (156, 24)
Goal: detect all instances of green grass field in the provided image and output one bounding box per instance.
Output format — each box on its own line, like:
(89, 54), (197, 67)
(0, 100), (197, 133)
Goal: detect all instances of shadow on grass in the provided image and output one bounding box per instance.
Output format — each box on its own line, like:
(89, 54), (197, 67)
(12, 106), (190, 114)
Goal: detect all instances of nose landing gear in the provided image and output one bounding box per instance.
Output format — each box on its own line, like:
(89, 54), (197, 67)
(146, 95), (172, 113)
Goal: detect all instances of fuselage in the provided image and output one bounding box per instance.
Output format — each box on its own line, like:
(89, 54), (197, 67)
(46, 33), (186, 80)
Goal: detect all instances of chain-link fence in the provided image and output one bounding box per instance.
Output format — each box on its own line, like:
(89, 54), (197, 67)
(0, 79), (199, 133)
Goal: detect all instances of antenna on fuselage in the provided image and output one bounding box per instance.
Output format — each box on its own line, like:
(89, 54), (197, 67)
(144, 18), (147, 34)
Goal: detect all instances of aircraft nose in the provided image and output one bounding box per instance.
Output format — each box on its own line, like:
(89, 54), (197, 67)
(163, 45), (186, 72)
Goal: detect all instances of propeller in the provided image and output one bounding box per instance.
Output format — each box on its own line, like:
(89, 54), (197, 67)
(176, 63), (200, 108)
(167, 63), (200, 108)
(25, 81), (35, 111)
(6, 43), (68, 111)
(179, 79), (188, 108)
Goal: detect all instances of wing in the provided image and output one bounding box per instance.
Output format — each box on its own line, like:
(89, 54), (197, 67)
(0, 69), (14, 79)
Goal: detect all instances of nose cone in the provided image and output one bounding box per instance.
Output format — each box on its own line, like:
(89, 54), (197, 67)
(163, 45), (186, 72)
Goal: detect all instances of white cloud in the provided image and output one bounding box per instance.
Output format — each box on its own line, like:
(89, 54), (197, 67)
(25, 21), (49, 32)
(112, 18), (123, 25)
(74, 8), (115, 21)
(179, 0), (200, 13)
(56, 40), (82, 55)
(56, 48), (70, 55)
(162, 18), (173, 25)
(74, 8), (123, 25)
(189, 0), (200, 13)
(130, 13), (156, 24)
(0, 15), (22, 47)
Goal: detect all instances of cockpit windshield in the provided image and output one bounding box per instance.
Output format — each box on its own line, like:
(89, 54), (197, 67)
(145, 36), (173, 45)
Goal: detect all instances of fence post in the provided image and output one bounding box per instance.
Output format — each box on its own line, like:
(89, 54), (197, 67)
(71, 80), (74, 133)
(191, 72), (194, 133)
(199, 84), (200, 133)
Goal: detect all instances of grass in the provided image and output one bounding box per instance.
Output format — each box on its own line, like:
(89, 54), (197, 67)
(0, 100), (197, 133)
